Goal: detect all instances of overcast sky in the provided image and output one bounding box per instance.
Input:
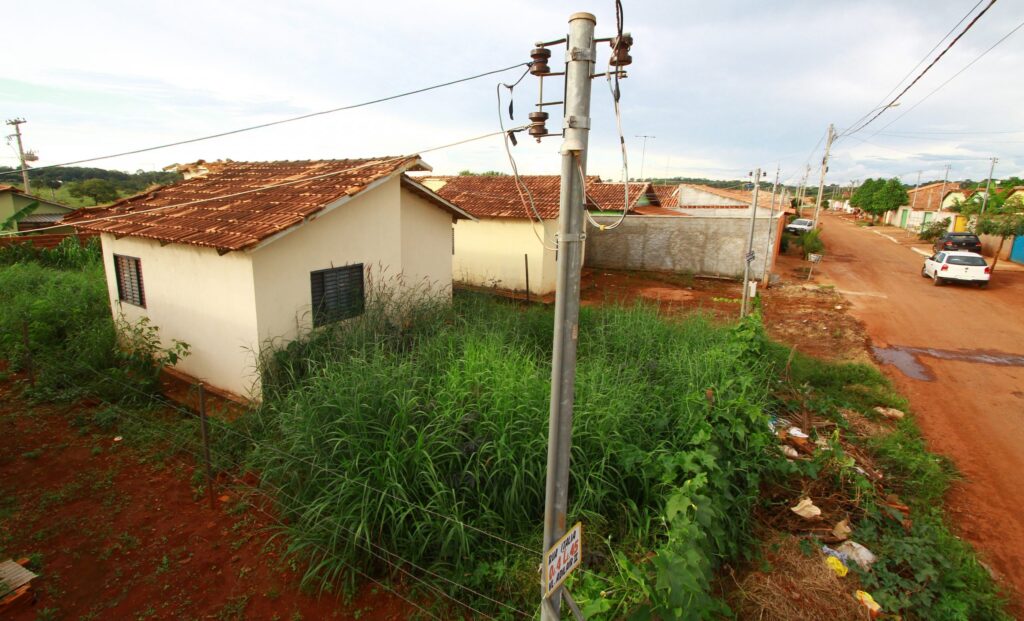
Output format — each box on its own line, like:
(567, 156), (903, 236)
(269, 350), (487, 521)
(3, 1), (1023, 186)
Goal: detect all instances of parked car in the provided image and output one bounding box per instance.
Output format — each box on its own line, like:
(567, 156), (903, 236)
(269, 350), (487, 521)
(921, 251), (990, 287)
(785, 218), (815, 234)
(932, 232), (982, 254)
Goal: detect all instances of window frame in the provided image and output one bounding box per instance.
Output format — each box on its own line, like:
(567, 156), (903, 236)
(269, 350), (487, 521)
(310, 263), (365, 327)
(113, 254), (146, 308)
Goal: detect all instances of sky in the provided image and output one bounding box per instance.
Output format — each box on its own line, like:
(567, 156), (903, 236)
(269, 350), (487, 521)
(3, 0), (1023, 187)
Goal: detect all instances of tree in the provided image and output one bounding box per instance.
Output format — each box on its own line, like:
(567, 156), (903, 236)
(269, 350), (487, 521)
(955, 191), (1024, 272)
(67, 178), (119, 205)
(850, 178), (881, 218)
(858, 178), (907, 222)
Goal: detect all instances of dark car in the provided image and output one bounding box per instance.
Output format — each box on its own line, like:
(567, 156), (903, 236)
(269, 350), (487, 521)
(933, 232), (982, 254)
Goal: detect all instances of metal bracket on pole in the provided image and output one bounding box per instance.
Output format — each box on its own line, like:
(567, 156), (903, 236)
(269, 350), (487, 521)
(563, 116), (591, 130)
(557, 232), (587, 243)
(566, 47), (594, 62)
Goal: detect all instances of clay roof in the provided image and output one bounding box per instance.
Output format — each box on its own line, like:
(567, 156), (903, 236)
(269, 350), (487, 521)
(677, 183), (779, 209)
(424, 175), (655, 219)
(67, 158), (466, 252)
(907, 181), (962, 211)
(651, 184), (679, 208)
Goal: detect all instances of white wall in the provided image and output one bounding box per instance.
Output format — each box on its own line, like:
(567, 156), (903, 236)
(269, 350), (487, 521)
(400, 189), (455, 298)
(676, 186), (746, 207)
(99, 233), (261, 397)
(453, 218), (558, 294)
(250, 175), (403, 348)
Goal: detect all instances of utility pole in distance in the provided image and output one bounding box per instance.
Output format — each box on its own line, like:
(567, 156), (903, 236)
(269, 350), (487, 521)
(811, 123), (835, 228)
(981, 156), (998, 215)
(741, 168), (765, 317)
(762, 165), (780, 287)
(635, 134), (655, 181)
(5, 118), (30, 194)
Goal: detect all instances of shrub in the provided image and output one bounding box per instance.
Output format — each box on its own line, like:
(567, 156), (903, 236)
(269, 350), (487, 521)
(246, 292), (780, 617)
(798, 229), (825, 258)
(0, 235), (101, 269)
(919, 218), (952, 242)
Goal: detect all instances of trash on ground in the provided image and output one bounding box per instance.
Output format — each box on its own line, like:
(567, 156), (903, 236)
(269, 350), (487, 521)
(832, 519), (852, 541)
(825, 555), (848, 577)
(873, 406), (905, 420)
(779, 445), (800, 459)
(791, 497), (821, 519)
(113, 436), (123, 442)
(837, 541), (877, 571)
(787, 426), (809, 439)
(854, 590), (882, 617)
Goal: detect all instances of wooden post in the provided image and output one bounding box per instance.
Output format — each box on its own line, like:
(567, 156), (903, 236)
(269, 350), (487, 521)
(21, 320), (34, 386)
(197, 384), (216, 510)
(524, 253), (531, 304)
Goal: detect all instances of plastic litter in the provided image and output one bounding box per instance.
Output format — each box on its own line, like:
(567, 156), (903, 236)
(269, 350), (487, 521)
(832, 519), (852, 541)
(787, 426), (809, 439)
(854, 590), (882, 617)
(791, 498), (821, 519)
(837, 541), (877, 571)
(873, 406), (905, 420)
(779, 445), (799, 459)
(820, 545), (848, 562)
(113, 436), (123, 442)
(825, 555), (848, 577)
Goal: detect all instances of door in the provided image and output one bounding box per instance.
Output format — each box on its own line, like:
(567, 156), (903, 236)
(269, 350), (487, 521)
(954, 215), (967, 232)
(900, 209), (909, 228)
(1011, 235), (1024, 265)
(923, 212), (933, 225)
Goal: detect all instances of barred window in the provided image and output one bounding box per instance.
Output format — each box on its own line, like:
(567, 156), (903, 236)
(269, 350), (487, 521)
(114, 254), (145, 307)
(311, 264), (364, 327)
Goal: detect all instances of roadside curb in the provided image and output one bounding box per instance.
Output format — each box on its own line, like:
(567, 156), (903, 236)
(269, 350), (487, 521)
(910, 247), (930, 257)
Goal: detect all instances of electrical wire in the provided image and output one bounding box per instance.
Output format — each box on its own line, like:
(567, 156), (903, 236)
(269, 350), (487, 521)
(842, 0), (999, 138)
(583, 56), (632, 231)
(0, 127), (526, 238)
(865, 16), (1024, 139)
(0, 62), (532, 178)
(840, 0), (985, 135)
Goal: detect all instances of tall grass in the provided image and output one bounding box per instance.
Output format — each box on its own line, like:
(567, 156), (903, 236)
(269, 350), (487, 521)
(247, 291), (779, 616)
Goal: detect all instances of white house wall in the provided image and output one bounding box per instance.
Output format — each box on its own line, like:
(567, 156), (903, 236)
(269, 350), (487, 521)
(400, 189), (456, 298)
(99, 233), (260, 398)
(249, 175), (403, 349)
(453, 218), (558, 295)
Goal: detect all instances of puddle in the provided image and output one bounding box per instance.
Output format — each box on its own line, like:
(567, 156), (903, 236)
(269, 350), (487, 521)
(872, 345), (1024, 381)
(872, 346), (934, 381)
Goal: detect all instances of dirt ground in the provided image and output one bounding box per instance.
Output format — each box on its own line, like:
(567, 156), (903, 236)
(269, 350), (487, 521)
(815, 212), (1024, 615)
(0, 379), (411, 621)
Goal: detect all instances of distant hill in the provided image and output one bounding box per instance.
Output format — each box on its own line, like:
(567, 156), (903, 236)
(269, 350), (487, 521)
(0, 166), (181, 207)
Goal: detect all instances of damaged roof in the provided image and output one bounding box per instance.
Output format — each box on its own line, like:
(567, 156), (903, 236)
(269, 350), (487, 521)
(67, 157), (469, 252)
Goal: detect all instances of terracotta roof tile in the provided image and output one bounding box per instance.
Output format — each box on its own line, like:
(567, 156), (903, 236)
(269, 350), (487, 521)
(651, 184), (679, 208)
(66, 158), (427, 252)
(424, 175), (655, 219)
(907, 181), (962, 211)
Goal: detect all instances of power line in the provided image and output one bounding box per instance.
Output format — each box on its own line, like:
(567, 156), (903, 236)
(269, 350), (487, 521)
(866, 17), (1024, 138)
(842, 0), (998, 138)
(0, 62), (530, 178)
(841, 0), (985, 134)
(0, 128), (525, 237)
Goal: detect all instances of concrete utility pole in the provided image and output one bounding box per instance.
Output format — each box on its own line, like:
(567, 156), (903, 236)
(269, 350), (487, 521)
(541, 11), (596, 621)
(981, 156), (998, 215)
(911, 170), (922, 208)
(5, 118), (30, 194)
(811, 124), (835, 227)
(796, 164), (810, 214)
(741, 168), (764, 317)
(936, 164), (951, 211)
(762, 166), (780, 287)
(635, 134), (655, 181)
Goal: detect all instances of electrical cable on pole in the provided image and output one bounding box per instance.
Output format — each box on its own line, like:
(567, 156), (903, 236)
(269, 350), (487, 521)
(812, 124), (835, 227)
(741, 168), (765, 317)
(981, 156), (998, 214)
(0, 62), (532, 178)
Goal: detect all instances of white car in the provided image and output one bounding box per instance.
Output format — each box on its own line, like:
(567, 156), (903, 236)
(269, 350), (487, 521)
(785, 218), (815, 234)
(921, 251), (990, 288)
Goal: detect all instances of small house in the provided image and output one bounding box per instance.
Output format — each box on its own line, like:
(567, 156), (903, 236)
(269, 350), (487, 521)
(0, 185), (75, 232)
(69, 158), (472, 399)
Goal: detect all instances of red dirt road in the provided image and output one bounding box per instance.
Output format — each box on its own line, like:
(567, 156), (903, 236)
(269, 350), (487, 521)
(816, 214), (1024, 611)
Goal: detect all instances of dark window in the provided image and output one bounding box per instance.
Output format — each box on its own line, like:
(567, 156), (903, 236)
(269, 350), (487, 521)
(114, 254), (145, 307)
(311, 264), (364, 327)
(947, 255), (987, 266)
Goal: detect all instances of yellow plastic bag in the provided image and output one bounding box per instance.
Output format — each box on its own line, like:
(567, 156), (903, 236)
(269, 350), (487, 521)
(825, 555), (848, 577)
(855, 590), (882, 618)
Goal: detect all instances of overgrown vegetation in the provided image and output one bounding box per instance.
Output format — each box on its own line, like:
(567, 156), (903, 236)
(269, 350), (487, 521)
(918, 217), (952, 242)
(796, 229), (824, 258)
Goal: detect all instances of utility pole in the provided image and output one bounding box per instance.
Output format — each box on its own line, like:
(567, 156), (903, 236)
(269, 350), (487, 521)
(762, 166), (780, 287)
(541, 12), (598, 621)
(741, 168), (764, 317)
(796, 164), (810, 215)
(5, 118), (30, 194)
(635, 134), (655, 181)
(911, 170), (922, 208)
(936, 164), (951, 211)
(980, 156), (998, 215)
(811, 124), (835, 227)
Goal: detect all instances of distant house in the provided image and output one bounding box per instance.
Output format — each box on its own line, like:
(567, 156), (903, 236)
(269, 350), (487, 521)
(890, 182), (962, 231)
(421, 175), (653, 296)
(68, 158), (472, 399)
(0, 185), (75, 232)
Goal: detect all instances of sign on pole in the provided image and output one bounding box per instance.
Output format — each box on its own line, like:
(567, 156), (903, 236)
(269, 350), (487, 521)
(544, 522), (582, 599)
(808, 253), (823, 263)
(746, 250), (756, 263)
